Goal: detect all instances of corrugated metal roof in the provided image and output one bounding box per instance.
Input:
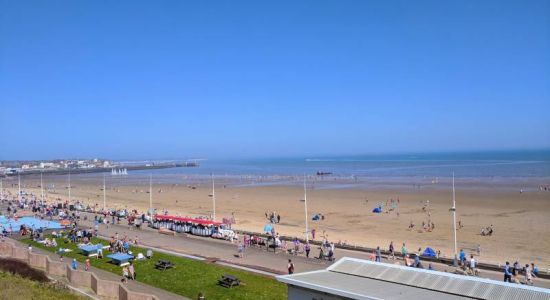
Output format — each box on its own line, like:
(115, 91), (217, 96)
(279, 270), (467, 300)
(277, 257), (550, 300)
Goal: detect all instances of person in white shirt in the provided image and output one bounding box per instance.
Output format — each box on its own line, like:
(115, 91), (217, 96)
(469, 255), (477, 275)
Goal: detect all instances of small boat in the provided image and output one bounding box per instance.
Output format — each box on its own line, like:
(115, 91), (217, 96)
(316, 171), (332, 176)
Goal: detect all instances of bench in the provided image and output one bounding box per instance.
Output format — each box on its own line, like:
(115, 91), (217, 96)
(218, 274), (240, 288)
(155, 259), (174, 270)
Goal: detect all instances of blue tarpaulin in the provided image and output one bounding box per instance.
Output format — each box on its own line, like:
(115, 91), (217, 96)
(423, 247), (436, 257)
(0, 216), (63, 231)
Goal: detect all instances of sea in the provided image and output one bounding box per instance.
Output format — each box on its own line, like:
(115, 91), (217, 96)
(39, 150), (550, 191)
(123, 150), (550, 178)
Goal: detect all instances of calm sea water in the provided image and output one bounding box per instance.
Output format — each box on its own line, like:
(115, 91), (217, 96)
(35, 151), (549, 191)
(124, 150), (550, 178)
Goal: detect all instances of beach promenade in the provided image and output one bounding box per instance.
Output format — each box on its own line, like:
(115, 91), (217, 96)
(76, 212), (550, 289)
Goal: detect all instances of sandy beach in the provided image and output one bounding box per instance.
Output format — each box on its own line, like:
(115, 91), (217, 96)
(4, 175), (550, 268)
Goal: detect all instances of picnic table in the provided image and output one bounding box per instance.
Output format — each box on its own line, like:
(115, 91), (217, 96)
(107, 253), (134, 266)
(79, 244), (102, 257)
(154, 259), (175, 270)
(218, 274), (240, 288)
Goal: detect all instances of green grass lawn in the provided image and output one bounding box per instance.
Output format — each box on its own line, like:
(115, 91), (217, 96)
(24, 236), (287, 300)
(0, 271), (85, 300)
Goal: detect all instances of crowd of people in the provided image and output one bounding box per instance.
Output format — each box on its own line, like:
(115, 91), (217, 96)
(504, 260), (539, 285)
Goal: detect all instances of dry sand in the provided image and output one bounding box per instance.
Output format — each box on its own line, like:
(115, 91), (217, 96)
(5, 176), (550, 268)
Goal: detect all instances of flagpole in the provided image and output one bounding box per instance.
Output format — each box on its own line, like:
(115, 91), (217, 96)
(211, 174), (216, 221)
(149, 174), (153, 214)
(451, 173), (458, 267)
(304, 174), (309, 243)
(18, 173), (21, 197)
(40, 172), (44, 202)
(68, 170), (71, 202)
(103, 174), (106, 211)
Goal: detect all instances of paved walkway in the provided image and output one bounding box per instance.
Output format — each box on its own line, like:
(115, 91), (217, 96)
(9, 238), (189, 300)
(77, 212), (550, 289)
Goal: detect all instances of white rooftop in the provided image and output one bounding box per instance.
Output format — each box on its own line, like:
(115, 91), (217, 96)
(276, 257), (550, 300)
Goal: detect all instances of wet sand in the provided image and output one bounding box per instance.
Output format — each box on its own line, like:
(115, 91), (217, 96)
(4, 175), (550, 267)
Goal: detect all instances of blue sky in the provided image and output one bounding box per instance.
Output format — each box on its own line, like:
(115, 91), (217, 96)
(1, 1), (549, 160)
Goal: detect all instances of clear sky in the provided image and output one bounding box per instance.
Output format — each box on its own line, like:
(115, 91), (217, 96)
(1, 1), (549, 160)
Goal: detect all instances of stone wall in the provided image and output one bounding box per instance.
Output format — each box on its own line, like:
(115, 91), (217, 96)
(0, 240), (158, 300)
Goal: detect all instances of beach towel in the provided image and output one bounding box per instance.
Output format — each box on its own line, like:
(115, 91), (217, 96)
(423, 247), (436, 257)
(372, 207), (382, 213)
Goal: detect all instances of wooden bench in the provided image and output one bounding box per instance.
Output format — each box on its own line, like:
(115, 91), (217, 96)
(218, 274), (240, 288)
(155, 259), (174, 270)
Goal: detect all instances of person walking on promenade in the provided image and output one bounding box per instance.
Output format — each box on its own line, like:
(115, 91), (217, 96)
(122, 266), (129, 283)
(459, 249), (466, 266)
(389, 241), (395, 260)
(238, 241), (244, 258)
(128, 262), (136, 280)
(525, 264), (533, 285)
(288, 259), (295, 274)
(375, 246), (382, 262)
(85, 258), (90, 271)
(469, 255), (477, 276)
(71, 258), (78, 270)
(305, 242), (311, 258)
(401, 243), (408, 259)
(504, 261), (512, 282)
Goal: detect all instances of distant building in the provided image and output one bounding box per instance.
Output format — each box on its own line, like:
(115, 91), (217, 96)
(39, 162), (57, 169)
(277, 257), (550, 300)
